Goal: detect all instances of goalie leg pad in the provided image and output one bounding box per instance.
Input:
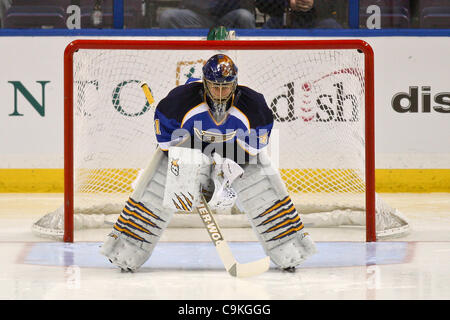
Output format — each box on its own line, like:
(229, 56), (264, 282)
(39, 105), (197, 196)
(233, 151), (316, 269)
(100, 149), (174, 271)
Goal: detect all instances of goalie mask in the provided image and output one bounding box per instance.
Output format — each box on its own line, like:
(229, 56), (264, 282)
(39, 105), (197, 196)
(202, 54), (238, 121)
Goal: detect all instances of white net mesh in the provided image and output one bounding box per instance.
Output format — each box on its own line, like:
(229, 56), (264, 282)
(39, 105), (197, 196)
(32, 42), (409, 240)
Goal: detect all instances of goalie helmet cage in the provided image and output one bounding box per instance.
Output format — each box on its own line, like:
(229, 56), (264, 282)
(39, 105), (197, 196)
(53, 39), (406, 243)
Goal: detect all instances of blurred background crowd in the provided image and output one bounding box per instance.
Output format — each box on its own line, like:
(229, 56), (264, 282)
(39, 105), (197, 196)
(0, 0), (448, 30)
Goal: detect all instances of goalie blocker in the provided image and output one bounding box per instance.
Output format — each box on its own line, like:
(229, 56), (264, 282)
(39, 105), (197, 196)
(101, 147), (316, 272)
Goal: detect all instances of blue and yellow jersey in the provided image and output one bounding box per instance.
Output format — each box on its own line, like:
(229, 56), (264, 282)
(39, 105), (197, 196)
(154, 82), (273, 163)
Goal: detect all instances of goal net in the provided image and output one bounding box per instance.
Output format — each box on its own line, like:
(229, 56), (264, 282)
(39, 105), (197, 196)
(32, 39), (409, 242)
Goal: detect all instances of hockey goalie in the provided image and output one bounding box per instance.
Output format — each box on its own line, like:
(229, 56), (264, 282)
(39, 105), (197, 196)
(100, 54), (316, 273)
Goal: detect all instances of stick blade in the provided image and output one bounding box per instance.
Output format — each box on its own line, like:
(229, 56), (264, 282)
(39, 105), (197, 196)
(234, 256), (271, 278)
(216, 241), (270, 278)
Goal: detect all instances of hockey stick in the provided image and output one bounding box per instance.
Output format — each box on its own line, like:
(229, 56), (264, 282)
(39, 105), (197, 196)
(140, 82), (271, 278)
(196, 194), (271, 278)
(140, 81), (155, 105)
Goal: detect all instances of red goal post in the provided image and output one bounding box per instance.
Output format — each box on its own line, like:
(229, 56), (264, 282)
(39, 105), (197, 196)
(62, 39), (376, 243)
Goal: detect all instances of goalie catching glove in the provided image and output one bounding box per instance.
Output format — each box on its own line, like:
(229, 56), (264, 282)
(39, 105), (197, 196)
(207, 152), (244, 210)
